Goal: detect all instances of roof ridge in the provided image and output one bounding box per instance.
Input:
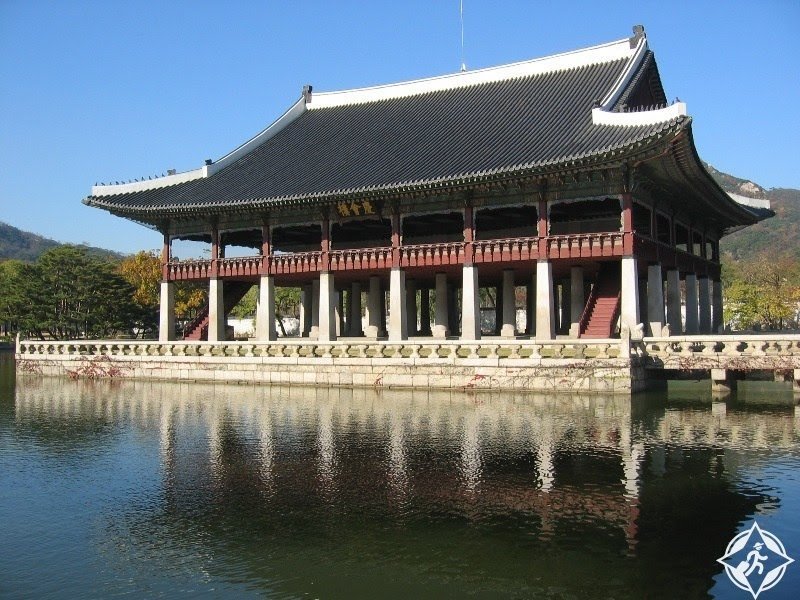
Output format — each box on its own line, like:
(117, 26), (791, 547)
(308, 36), (639, 110)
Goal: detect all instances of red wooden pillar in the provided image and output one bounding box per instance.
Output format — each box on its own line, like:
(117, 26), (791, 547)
(621, 192), (633, 255)
(391, 205), (401, 268)
(321, 212), (330, 271)
(463, 204), (474, 265)
(537, 198), (548, 257)
(161, 231), (171, 281)
(210, 224), (220, 277)
(261, 215), (271, 275)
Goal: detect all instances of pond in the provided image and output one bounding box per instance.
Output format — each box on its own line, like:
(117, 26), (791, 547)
(1, 352), (798, 598)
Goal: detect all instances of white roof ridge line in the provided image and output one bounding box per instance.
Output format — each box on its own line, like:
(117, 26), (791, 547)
(592, 102), (688, 126)
(308, 36), (636, 109)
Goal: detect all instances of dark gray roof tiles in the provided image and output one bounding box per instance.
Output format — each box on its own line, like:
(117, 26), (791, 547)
(85, 51), (686, 218)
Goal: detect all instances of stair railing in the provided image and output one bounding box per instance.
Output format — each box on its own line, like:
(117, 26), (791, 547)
(183, 306), (209, 339)
(578, 282), (598, 336)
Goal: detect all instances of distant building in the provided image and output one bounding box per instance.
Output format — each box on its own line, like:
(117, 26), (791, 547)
(85, 26), (769, 342)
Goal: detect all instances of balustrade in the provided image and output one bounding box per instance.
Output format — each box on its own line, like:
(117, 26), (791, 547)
(400, 242), (464, 267)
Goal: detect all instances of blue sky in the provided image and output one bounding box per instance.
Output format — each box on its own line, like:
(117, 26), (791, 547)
(1, 1), (798, 254)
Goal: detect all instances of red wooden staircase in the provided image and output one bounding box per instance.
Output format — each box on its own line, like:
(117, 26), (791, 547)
(579, 264), (621, 338)
(183, 281), (253, 340)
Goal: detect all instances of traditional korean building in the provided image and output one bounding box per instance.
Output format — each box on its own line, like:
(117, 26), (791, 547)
(84, 26), (768, 344)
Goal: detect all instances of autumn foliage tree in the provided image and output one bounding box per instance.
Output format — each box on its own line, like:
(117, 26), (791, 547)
(722, 252), (800, 331)
(117, 251), (206, 334)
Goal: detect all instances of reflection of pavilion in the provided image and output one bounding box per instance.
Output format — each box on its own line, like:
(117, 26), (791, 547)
(14, 380), (792, 595)
(16, 382), (798, 523)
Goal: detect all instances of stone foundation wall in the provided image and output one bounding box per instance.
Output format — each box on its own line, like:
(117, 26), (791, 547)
(16, 352), (644, 393)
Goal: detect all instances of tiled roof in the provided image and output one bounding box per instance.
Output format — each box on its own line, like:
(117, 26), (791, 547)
(84, 31), (691, 219)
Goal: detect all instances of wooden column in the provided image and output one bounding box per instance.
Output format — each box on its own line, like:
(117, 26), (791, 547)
(390, 205), (401, 268)
(161, 230), (171, 281)
(261, 216), (271, 275)
(321, 212), (330, 270)
(537, 198), (548, 256)
(210, 224), (220, 277)
(621, 192), (633, 255)
(463, 204), (475, 265)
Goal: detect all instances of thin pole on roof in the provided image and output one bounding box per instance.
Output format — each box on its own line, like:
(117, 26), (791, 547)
(460, 0), (466, 72)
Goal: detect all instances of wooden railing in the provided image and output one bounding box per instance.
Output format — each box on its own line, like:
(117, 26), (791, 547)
(633, 235), (720, 278)
(545, 232), (624, 259)
(578, 281), (599, 336)
(473, 237), (537, 263)
(400, 242), (465, 267)
(167, 259), (213, 281)
(270, 251), (324, 275)
(217, 256), (262, 278)
(163, 231), (723, 281)
(330, 247), (392, 271)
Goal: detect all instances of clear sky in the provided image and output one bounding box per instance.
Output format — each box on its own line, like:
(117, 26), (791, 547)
(1, 1), (798, 254)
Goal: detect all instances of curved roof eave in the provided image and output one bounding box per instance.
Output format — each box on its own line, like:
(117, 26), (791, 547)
(84, 117), (688, 223)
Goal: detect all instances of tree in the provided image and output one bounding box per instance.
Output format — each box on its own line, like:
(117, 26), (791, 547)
(7, 246), (142, 340)
(118, 250), (207, 334)
(0, 260), (26, 336)
(723, 252), (800, 330)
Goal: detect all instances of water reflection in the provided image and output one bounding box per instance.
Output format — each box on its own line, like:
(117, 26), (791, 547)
(4, 370), (800, 598)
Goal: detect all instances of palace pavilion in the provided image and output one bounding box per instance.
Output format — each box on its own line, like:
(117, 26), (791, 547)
(84, 26), (768, 343)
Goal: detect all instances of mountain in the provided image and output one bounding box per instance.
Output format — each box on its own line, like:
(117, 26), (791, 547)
(706, 165), (800, 260)
(0, 221), (124, 262)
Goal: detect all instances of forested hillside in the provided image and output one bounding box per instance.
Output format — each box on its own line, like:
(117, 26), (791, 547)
(0, 221), (123, 262)
(706, 165), (800, 259)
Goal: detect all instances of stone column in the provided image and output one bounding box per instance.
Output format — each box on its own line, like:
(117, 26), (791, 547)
(406, 279), (417, 336)
(684, 273), (699, 334)
(300, 284), (312, 336)
(665, 269), (682, 335)
(318, 273), (336, 342)
(536, 260), (554, 340)
(380, 287), (388, 337)
(569, 267), (584, 338)
(310, 279), (320, 338)
(526, 275), (536, 336)
(208, 277), (225, 342)
(388, 267), (407, 341)
(647, 264), (665, 337)
(494, 285), (503, 335)
(433, 273), (449, 339)
(334, 290), (344, 337)
(712, 279), (724, 333)
(448, 282), (459, 336)
(620, 257), (640, 335)
(366, 276), (383, 338)
(559, 280), (571, 335)
(255, 275), (276, 341)
(419, 287), (432, 336)
(501, 269), (516, 337)
(461, 264), (481, 340)
(698, 277), (711, 334)
(349, 282), (362, 336)
(159, 281), (175, 341)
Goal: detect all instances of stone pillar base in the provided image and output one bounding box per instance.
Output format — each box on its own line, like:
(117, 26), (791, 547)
(711, 368), (737, 395)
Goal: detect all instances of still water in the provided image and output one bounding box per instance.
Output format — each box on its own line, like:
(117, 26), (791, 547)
(1, 352), (799, 599)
